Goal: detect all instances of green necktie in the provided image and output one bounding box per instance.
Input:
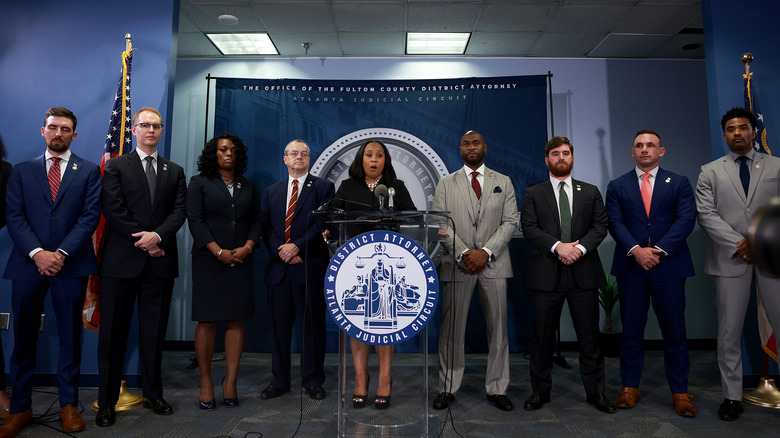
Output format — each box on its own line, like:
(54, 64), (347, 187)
(559, 181), (571, 242)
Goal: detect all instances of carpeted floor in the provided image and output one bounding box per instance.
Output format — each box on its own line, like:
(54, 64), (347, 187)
(12, 350), (780, 437)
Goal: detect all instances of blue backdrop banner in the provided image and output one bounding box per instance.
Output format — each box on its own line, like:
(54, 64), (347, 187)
(214, 75), (548, 353)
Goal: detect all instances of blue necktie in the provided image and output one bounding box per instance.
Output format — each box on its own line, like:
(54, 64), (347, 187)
(737, 156), (750, 196)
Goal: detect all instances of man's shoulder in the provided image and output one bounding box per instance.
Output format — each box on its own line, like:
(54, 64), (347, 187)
(571, 178), (601, 194)
(484, 166), (511, 181)
(307, 174), (334, 189)
(69, 153), (100, 171)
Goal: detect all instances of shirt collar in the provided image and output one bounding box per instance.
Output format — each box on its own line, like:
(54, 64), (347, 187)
(463, 164), (485, 178)
(45, 149), (71, 163)
(730, 149), (755, 162)
(289, 172), (308, 185)
(136, 148), (158, 161)
(635, 166), (659, 179)
(549, 174), (572, 188)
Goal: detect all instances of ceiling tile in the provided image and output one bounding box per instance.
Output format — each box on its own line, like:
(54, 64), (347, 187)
(332, 3), (406, 32)
(406, 3), (483, 31)
(529, 33), (605, 57)
(339, 32), (406, 56)
(466, 32), (538, 56)
(177, 32), (223, 58)
(613, 4), (702, 34)
(477, 2), (559, 32)
(254, 3), (336, 33)
(646, 33), (705, 59)
(588, 33), (672, 58)
(551, 4), (633, 33)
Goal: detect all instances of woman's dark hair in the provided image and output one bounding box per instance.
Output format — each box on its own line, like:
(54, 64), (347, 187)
(197, 133), (248, 177)
(0, 133), (7, 160)
(347, 140), (397, 183)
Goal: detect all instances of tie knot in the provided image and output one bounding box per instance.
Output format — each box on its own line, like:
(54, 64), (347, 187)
(642, 172), (651, 181)
(51, 156), (60, 164)
(292, 179), (298, 186)
(559, 181), (565, 190)
(737, 156), (749, 163)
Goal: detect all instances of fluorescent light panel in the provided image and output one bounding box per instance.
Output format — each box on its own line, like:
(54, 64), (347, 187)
(206, 33), (279, 55)
(406, 32), (470, 55)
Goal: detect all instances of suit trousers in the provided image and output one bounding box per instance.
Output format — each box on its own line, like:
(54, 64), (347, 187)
(267, 275), (326, 389)
(617, 275), (689, 393)
(715, 268), (780, 400)
(531, 266), (605, 396)
(98, 265), (174, 408)
(438, 275), (509, 396)
(9, 276), (87, 413)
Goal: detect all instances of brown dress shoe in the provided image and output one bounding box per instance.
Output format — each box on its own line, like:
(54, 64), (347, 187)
(673, 393), (697, 417)
(0, 411), (32, 438)
(60, 404), (86, 433)
(616, 386), (640, 408)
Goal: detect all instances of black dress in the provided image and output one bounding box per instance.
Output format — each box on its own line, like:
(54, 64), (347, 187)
(331, 177), (416, 211)
(186, 174), (262, 321)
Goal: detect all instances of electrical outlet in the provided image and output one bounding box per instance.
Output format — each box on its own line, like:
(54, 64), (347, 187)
(39, 314), (45, 332)
(0, 313), (9, 330)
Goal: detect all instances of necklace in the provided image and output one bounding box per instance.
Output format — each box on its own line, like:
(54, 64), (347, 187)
(366, 175), (382, 190)
(222, 176), (234, 187)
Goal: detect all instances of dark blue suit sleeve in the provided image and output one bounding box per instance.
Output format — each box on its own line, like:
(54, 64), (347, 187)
(654, 176), (696, 255)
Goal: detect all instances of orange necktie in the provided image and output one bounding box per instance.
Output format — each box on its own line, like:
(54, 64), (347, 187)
(641, 172), (652, 217)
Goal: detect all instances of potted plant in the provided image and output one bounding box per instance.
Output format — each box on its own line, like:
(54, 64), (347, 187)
(598, 274), (621, 357)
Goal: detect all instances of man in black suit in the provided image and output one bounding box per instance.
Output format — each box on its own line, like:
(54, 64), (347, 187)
(520, 136), (614, 413)
(260, 139), (334, 400)
(96, 107), (187, 426)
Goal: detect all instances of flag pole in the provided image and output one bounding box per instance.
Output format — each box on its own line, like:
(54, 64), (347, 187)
(739, 52), (780, 409)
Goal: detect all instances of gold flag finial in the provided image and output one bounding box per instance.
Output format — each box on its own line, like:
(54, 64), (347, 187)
(125, 33), (132, 52)
(741, 52), (753, 75)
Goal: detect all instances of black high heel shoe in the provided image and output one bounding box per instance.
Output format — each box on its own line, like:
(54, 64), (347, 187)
(199, 386), (216, 410)
(352, 375), (370, 409)
(374, 377), (393, 410)
(222, 376), (239, 407)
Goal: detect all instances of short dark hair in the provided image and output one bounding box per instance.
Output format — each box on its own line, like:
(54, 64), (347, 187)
(721, 107), (757, 132)
(545, 136), (573, 157)
(44, 107), (77, 130)
(633, 129), (662, 146)
(197, 133), (249, 177)
(348, 140), (398, 183)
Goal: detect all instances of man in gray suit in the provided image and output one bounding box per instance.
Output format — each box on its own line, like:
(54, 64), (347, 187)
(432, 130), (518, 411)
(696, 107), (780, 421)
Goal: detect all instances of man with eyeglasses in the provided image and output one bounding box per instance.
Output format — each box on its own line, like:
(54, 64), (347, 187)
(96, 107), (187, 426)
(259, 139), (334, 400)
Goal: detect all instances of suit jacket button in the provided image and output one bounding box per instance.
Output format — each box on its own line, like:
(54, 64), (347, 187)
(231, 204), (235, 208)
(231, 221), (236, 225)
(746, 208), (751, 213)
(51, 212), (57, 217)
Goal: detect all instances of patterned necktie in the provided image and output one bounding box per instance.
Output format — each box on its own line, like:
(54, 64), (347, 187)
(471, 171), (481, 199)
(737, 156), (750, 196)
(48, 157), (61, 202)
(145, 156), (157, 199)
(558, 181), (571, 242)
(284, 179), (299, 243)
(641, 172), (652, 217)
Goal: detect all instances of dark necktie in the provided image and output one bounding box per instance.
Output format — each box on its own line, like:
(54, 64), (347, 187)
(471, 171), (481, 199)
(285, 179), (298, 243)
(145, 156), (157, 199)
(48, 157), (61, 202)
(558, 181), (571, 242)
(737, 156), (750, 196)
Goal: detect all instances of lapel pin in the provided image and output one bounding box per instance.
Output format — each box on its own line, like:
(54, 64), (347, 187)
(576, 184), (581, 191)
(756, 162), (761, 169)
(236, 182), (242, 189)
(163, 163), (168, 171)
(72, 163), (78, 170)
(665, 177), (671, 183)
(307, 181), (312, 187)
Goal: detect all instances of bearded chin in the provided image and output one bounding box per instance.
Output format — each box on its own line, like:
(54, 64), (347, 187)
(548, 162), (572, 177)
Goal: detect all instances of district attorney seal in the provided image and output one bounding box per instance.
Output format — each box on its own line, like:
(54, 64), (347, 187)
(311, 128), (449, 210)
(325, 230), (439, 346)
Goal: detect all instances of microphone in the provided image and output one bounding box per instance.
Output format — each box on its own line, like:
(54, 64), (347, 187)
(387, 187), (395, 210)
(374, 184), (388, 211)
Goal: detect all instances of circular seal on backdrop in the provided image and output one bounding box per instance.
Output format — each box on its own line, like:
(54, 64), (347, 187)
(311, 128), (450, 210)
(324, 230), (439, 346)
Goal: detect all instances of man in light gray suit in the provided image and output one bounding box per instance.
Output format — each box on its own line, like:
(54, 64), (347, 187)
(432, 130), (518, 411)
(696, 107), (780, 421)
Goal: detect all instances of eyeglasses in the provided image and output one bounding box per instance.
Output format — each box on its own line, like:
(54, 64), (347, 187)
(286, 151), (309, 158)
(135, 123), (164, 131)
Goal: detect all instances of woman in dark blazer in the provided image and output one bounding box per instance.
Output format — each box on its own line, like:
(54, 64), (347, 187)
(331, 140), (416, 410)
(0, 134), (12, 418)
(186, 133), (261, 410)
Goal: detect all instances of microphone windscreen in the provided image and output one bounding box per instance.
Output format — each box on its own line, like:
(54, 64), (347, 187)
(374, 184), (388, 198)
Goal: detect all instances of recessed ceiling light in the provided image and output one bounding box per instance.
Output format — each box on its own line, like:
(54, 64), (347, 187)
(217, 14), (239, 26)
(406, 32), (470, 55)
(206, 33), (279, 55)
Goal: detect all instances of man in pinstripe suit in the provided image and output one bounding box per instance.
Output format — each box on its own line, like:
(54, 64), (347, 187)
(432, 130), (519, 411)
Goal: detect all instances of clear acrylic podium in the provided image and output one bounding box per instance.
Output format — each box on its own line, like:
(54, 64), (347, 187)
(315, 210), (450, 438)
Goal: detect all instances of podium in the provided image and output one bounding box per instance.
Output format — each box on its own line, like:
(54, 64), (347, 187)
(315, 210), (450, 438)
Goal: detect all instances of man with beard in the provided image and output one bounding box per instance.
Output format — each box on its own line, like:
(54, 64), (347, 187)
(605, 130), (697, 416)
(520, 136), (614, 413)
(696, 107), (780, 421)
(2, 107), (101, 437)
(432, 130), (518, 411)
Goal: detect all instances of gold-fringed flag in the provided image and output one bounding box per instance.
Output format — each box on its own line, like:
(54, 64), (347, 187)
(744, 60), (777, 362)
(83, 36), (133, 332)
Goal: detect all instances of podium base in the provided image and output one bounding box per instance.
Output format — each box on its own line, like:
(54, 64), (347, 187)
(743, 377), (780, 409)
(92, 380), (148, 411)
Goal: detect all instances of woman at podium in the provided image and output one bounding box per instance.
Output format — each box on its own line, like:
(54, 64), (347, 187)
(330, 140), (416, 409)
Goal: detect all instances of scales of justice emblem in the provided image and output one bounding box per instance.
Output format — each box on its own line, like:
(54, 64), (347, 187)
(325, 231), (439, 346)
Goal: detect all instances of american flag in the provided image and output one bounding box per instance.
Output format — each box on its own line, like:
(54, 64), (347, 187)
(744, 70), (776, 361)
(82, 48), (133, 332)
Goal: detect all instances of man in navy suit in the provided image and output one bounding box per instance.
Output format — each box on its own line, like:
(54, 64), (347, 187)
(2, 107), (101, 437)
(96, 107), (187, 426)
(260, 139), (334, 400)
(605, 130), (697, 417)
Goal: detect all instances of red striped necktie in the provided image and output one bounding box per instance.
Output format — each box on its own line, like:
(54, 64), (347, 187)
(284, 179), (299, 243)
(48, 157), (61, 202)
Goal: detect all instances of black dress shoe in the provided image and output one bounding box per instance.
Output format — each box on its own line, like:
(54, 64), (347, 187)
(586, 393), (616, 413)
(95, 407), (116, 427)
(523, 392), (550, 410)
(433, 392), (455, 410)
(487, 394), (514, 411)
(718, 399), (744, 421)
(260, 385), (289, 400)
(304, 385), (327, 400)
(143, 398), (173, 415)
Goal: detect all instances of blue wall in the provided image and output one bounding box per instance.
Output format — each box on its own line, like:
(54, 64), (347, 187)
(0, 0), (178, 383)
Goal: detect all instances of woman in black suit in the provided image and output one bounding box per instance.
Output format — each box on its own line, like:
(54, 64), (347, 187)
(0, 134), (12, 418)
(186, 133), (261, 410)
(331, 140), (416, 409)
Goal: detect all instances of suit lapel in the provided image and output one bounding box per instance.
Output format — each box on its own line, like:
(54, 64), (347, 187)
(128, 150), (153, 210)
(649, 169), (672, 218)
(31, 155), (53, 205)
(455, 169), (477, 224)
(54, 154), (81, 207)
(571, 179), (583, 224)
(293, 176), (314, 221)
(721, 156), (746, 202)
(209, 175), (234, 202)
(541, 180), (561, 233)
(748, 153), (767, 204)
(152, 156), (170, 207)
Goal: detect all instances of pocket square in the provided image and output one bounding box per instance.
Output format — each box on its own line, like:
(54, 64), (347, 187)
(493, 186), (502, 193)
